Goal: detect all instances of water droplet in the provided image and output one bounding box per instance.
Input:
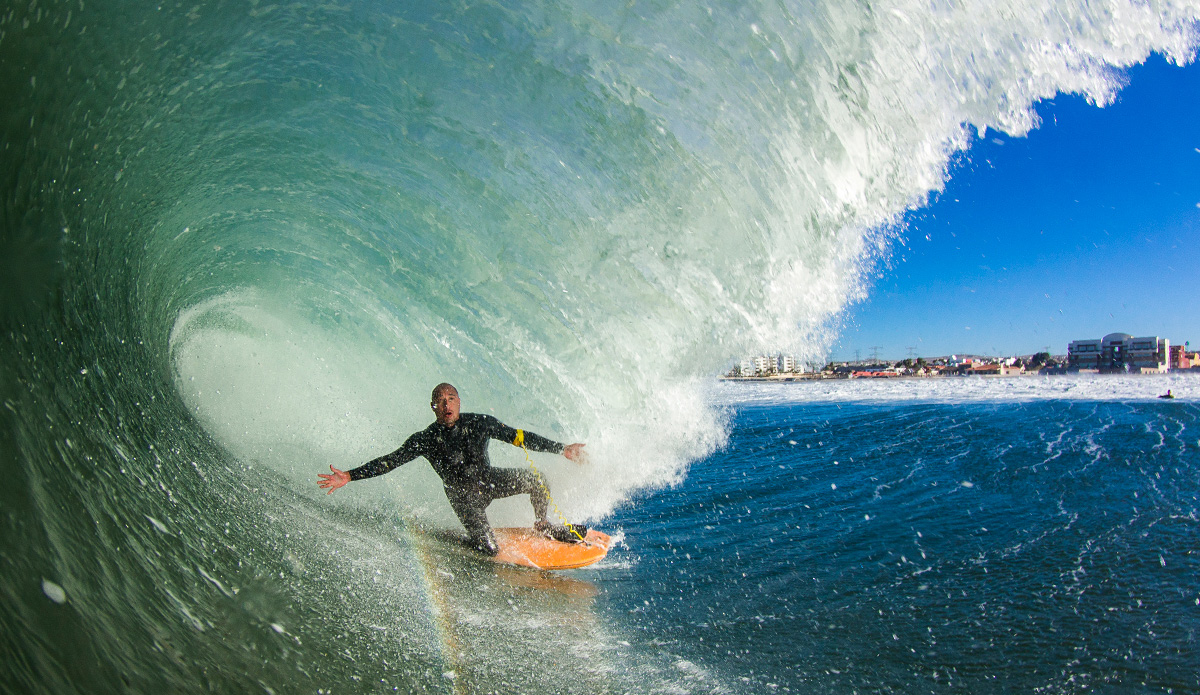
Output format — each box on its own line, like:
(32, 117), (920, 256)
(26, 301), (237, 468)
(42, 579), (66, 604)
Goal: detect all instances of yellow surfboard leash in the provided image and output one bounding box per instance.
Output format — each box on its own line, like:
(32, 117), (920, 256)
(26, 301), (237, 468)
(512, 429), (587, 543)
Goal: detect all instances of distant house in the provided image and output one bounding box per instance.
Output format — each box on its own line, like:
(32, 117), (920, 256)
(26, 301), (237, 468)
(851, 370), (898, 378)
(1169, 345), (1199, 370)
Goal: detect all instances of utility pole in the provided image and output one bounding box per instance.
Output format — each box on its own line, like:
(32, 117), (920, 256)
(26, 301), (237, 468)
(854, 349), (861, 365)
(906, 346), (916, 361)
(869, 346), (883, 364)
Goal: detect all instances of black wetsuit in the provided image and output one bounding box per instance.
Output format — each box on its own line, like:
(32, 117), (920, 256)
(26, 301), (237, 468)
(348, 413), (565, 555)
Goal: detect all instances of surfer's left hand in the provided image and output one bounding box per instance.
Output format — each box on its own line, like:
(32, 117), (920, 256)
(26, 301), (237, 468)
(317, 465), (350, 493)
(563, 443), (587, 464)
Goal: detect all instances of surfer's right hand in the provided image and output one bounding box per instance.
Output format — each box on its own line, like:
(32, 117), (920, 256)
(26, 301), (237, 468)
(317, 465), (350, 494)
(563, 443), (588, 464)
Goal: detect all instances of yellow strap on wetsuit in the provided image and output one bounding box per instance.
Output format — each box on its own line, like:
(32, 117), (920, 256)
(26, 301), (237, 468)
(514, 432), (586, 543)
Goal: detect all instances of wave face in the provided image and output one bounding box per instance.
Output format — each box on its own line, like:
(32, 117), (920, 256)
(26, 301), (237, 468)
(2, 0), (1197, 692)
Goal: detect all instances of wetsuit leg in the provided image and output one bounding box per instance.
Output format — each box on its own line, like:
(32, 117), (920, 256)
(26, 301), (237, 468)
(446, 491), (499, 556)
(484, 468), (549, 522)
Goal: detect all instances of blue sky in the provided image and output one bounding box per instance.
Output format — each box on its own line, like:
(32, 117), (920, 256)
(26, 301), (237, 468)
(833, 54), (1200, 362)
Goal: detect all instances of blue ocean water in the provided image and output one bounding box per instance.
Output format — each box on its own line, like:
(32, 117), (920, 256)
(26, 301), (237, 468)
(600, 382), (1200, 693)
(3, 0), (1200, 692)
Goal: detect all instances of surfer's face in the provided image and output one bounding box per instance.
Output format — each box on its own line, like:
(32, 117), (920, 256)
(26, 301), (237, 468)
(431, 388), (461, 426)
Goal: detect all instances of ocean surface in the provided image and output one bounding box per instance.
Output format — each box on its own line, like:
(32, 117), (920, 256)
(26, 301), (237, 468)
(4, 0), (1200, 693)
(612, 377), (1199, 694)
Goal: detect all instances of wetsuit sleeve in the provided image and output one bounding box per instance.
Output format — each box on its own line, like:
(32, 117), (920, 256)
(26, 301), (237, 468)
(347, 432), (425, 481)
(481, 414), (565, 454)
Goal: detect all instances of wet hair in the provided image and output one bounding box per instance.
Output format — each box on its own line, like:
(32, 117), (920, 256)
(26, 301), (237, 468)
(431, 383), (459, 403)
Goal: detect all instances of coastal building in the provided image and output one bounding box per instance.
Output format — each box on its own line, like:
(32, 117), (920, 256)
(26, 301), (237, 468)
(1169, 345), (1199, 370)
(1068, 333), (1169, 373)
(1067, 338), (1103, 370)
(731, 354), (802, 376)
(1127, 336), (1170, 373)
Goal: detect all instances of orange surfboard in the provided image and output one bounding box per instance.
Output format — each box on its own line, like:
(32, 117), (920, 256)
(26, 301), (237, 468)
(491, 527), (611, 570)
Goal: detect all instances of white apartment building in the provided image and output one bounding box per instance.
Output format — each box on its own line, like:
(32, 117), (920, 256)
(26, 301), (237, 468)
(735, 354), (802, 375)
(1067, 333), (1169, 373)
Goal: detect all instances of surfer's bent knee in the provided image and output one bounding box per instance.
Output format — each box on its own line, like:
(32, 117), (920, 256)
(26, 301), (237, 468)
(523, 469), (546, 488)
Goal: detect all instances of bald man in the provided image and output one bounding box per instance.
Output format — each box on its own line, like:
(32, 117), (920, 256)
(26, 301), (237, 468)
(318, 383), (587, 555)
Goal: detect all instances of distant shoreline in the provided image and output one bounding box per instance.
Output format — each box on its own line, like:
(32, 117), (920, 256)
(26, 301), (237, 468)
(719, 371), (1197, 382)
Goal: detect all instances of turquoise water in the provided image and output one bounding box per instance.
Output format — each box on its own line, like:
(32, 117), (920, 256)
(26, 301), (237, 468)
(3, 1), (1199, 692)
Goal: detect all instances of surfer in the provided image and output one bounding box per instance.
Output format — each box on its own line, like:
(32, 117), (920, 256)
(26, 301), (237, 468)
(1159, 390), (1175, 399)
(317, 383), (588, 555)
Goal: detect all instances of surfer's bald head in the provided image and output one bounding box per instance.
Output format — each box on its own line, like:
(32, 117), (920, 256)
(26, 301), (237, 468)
(431, 383), (459, 403)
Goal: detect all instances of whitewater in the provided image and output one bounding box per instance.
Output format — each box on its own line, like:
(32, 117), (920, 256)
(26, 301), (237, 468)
(2, 0), (1198, 692)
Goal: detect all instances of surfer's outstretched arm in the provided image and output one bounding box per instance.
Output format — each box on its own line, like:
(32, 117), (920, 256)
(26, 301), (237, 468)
(486, 415), (587, 463)
(318, 434), (425, 493)
(317, 465), (349, 494)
